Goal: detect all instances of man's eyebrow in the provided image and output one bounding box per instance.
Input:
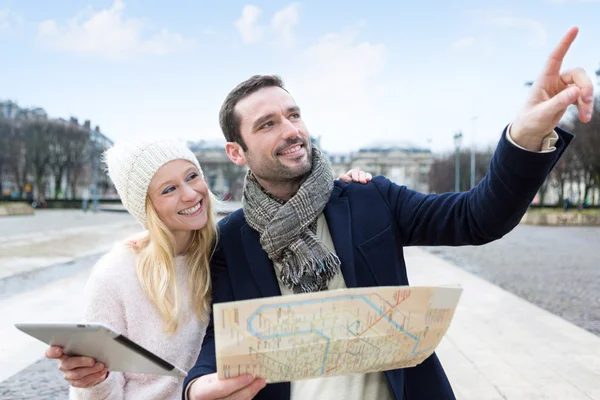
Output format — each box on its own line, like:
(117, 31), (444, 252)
(288, 105), (301, 114)
(252, 113), (275, 131)
(251, 106), (301, 131)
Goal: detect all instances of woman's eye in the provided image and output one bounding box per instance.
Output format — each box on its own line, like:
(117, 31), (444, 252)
(161, 186), (175, 195)
(187, 172), (198, 182)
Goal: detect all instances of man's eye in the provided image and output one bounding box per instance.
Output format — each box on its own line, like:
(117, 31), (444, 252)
(290, 113), (300, 119)
(161, 186), (175, 195)
(262, 121), (274, 129)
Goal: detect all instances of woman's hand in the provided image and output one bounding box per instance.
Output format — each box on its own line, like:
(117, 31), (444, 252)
(338, 168), (372, 184)
(45, 346), (108, 388)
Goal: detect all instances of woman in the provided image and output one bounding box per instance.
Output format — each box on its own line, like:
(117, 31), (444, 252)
(45, 138), (371, 399)
(46, 139), (218, 399)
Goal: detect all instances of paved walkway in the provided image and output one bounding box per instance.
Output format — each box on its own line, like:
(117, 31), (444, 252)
(0, 209), (138, 238)
(405, 247), (600, 399)
(1, 213), (599, 398)
(0, 268), (90, 384)
(0, 210), (140, 280)
(423, 224), (600, 336)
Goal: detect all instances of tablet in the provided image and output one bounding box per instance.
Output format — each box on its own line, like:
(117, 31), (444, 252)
(14, 322), (187, 378)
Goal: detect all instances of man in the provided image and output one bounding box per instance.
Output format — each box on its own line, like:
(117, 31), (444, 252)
(185, 27), (594, 400)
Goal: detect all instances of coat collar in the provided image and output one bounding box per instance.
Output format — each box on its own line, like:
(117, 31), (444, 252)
(323, 184), (357, 288)
(241, 183), (357, 297)
(242, 223), (281, 298)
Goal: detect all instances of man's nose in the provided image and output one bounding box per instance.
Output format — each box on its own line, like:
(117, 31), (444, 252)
(280, 118), (299, 140)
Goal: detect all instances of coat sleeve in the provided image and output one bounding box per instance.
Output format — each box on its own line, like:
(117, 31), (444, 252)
(373, 125), (573, 246)
(183, 243), (234, 398)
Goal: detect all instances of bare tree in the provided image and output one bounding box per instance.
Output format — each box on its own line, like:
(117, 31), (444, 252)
(47, 121), (71, 199)
(1, 102), (114, 202)
(21, 119), (54, 200)
(5, 120), (28, 198)
(46, 122), (91, 199)
(428, 154), (454, 194)
(428, 148), (494, 194)
(66, 125), (91, 199)
(562, 99), (600, 205)
(537, 178), (550, 206)
(547, 151), (577, 207)
(0, 117), (10, 195)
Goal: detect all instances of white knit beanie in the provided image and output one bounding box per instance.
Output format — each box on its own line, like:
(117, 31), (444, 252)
(103, 139), (203, 228)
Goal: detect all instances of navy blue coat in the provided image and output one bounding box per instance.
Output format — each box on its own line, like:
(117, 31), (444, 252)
(185, 127), (572, 400)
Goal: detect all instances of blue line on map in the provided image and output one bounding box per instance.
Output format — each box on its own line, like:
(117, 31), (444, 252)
(247, 295), (432, 374)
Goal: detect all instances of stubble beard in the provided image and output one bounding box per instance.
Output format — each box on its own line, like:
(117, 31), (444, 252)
(248, 141), (313, 184)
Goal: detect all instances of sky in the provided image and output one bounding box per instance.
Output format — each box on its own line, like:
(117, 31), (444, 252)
(1, 0), (599, 154)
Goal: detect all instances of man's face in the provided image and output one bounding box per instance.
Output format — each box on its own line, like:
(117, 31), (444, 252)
(232, 86), (312, 183)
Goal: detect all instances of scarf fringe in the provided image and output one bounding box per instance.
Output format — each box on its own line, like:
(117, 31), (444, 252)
(242, 147), (340, 294)
(280, 252), (340, 293)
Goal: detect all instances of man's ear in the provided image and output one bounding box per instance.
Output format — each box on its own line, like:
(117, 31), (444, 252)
(225, 142), (247, 166)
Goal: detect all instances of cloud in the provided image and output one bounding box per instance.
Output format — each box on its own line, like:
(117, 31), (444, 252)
(489, 17), (547, 47)
(452, 36), (476, 50)
(235, 5), (263, 44)
(235, 3), (300, 47)
(284, 25), (388, 150)
(231, 6), (389, 150)
(0, 9), (10, 31)
(0, 8), (22, 32)
(36, 0), (192, 59)
(300, 28), (385, 84)
(271, 3), (300, 48)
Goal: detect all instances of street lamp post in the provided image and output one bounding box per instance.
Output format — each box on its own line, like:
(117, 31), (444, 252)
(90, 129), (99, 213)
(470, 116), (478, 190)
(453, 131), (463, 192)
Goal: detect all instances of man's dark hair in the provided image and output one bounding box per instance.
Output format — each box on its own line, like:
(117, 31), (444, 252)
(219, 75), (286, 151)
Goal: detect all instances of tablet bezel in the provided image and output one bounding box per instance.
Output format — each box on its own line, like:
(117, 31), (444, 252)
(14, 322), (187, 378)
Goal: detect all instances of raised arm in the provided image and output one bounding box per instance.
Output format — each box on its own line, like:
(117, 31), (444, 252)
(377, 26), (592, 247)
(374, 125), (572, 247)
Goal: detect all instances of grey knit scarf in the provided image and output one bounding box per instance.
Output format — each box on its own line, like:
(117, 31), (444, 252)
(242, 147), (341, 293)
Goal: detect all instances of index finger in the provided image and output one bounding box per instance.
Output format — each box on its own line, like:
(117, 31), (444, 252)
(543, 26), (578, 76)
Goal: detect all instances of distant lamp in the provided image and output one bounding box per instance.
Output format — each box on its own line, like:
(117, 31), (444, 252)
(453, 132), (463, 149)
(453, 132), (463, 192)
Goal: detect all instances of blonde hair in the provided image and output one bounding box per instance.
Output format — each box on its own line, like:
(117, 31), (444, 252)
(129, 192), (219, 335)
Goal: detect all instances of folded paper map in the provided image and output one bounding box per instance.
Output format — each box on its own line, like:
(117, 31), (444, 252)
(214, 285), (462, 383)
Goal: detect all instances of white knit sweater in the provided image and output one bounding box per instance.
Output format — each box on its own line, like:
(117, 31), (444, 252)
(70, 241), (208, 400)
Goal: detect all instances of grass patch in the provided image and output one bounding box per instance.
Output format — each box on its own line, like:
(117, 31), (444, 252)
(528, 207), (600, 215)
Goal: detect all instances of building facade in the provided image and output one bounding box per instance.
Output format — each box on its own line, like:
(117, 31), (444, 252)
(328, 141), (434, 194)
(0, 100), (113, 200)
(188, 139), (248, 200)
(186, 137), (435, 201)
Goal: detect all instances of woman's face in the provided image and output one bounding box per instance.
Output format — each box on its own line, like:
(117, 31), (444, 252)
(147, 160), (209, 236)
